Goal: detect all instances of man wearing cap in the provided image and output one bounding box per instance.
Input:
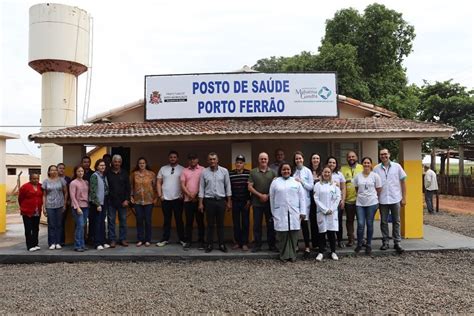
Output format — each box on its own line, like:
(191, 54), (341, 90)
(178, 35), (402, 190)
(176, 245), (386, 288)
(180, 154), (205, 250)
(248, 152), (277, 252)
(423, 164), (438, 214)
(229, 155), (251, 251)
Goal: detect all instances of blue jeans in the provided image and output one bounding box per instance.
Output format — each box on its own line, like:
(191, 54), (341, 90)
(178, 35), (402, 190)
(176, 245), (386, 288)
(356, 204), (378, 247)
(72, 207), (89, 249)
(135, 204), (153, 242)
(46, 207), (63, 246)
(425, 190), (435, 213)
(232, 199), (250, 246)
(107, 205), (127, 242)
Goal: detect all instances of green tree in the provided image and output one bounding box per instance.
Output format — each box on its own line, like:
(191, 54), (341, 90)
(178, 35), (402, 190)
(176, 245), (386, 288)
(419, 80), (474, 148)
(252, 3), (416, 118)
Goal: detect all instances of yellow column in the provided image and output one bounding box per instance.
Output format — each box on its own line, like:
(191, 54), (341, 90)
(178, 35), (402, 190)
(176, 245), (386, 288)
(0, 133), (20, 233)
(400, 139), (423, 238)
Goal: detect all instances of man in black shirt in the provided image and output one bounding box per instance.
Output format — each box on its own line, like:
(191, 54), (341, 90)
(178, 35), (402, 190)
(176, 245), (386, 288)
(106, 154), (131, 247)
(229, 155), (251, 251)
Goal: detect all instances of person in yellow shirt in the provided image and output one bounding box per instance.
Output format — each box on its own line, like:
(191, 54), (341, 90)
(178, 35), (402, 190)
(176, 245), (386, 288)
(340, 151), (363, 247)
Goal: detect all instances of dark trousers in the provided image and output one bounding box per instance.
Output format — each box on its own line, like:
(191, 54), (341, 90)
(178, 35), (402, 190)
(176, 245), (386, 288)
(253, 203), (276, 248)
(204, 198), (226, 245)
(301, 220), (311, 248)
(91, 203), (106, 247)
(336, 205), (344, 242)
(425, 190), (436, 213)
(161, 199), (185, 242)
(87, 202), (96, 244)
(319, 230), (336, 253)
(345, 203), (357, 242)
(22, 215), (40, 250)
(135, 204), (153, 242)
(309, 196), (320, 249)
(232, 199), (250, 246)
(184, 201), (205, 243)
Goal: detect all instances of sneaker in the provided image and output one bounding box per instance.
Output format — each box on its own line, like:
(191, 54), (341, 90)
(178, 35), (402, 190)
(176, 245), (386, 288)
(394, 244), (404, 254)
(144, 242), (151, 247)
(156, 240), (169, 247)
(96, 245), (104, 250)
(354, 246), (362, 253)
(55, 244), (62, 250)
(103, 244), (111, 249)
(183, 242), (191, 250)
(331, 252), (339, 261)
(28, 247), (37, 252)
(179, 240), (186, 247)
(232, 244), (240, 250)
(33, 246), (41, 251)
(242, 245), (249, 251)
(316, 253), (324, 262)
(337, 241), (345, 248)
(49, 245), (55, 250)
(136, 241), (143, 247)
(380, 243), (389, 250)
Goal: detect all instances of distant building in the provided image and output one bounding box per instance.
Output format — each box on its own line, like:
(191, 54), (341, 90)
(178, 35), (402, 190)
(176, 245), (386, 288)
(5, 153), (41, 193)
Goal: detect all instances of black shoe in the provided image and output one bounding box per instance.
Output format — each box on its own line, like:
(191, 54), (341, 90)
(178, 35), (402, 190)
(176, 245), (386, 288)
(251, 246), (261, 253)
(288, 257), (296, 263)
(219, 244), (228, 253)
(380, 243), (389, 250)
(394, 244), (404, 254)
(365, 246), (372, 255)
(354, 246), (362, 253)
(303, 250), (311, 259)
(205, 245), (213, 253)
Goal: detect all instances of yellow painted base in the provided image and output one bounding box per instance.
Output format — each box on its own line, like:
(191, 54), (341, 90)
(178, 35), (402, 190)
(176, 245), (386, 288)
(0, 184), (6, 233)
(401, 160), (423, 238)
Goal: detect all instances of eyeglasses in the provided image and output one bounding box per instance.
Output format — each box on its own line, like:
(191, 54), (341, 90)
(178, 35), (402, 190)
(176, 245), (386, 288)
(171, 167), (175, 175)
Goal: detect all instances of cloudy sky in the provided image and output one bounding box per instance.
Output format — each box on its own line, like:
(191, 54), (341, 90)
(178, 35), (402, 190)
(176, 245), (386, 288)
(1, 0), (472, 157)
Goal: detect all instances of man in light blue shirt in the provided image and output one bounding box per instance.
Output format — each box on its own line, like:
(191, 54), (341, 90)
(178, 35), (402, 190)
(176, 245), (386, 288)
(198, 152), (232, 253)
(374, 148), (407, 254)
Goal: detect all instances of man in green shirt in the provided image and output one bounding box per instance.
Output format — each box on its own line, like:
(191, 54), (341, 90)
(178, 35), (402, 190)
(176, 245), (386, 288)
(340, 151), (363, 247)
(248, 152), (277, 252)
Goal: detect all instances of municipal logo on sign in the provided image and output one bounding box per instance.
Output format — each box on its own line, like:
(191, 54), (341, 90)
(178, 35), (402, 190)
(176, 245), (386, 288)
(149, 91), (162, 104)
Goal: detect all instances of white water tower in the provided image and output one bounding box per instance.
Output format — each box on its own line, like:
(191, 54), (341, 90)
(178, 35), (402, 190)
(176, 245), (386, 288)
(29, 3), (91, 177)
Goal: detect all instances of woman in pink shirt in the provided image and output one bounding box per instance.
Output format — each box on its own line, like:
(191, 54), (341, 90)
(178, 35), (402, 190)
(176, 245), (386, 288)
(69, 166), (89, 251)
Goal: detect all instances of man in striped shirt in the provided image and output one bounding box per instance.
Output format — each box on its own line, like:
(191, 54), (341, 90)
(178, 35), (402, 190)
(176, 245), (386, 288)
(229, 155), (251, 251)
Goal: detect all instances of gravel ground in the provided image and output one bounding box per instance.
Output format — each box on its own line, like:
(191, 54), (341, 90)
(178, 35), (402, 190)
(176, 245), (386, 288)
(0, 251), (472, 314)
(424, 209), (474, 237)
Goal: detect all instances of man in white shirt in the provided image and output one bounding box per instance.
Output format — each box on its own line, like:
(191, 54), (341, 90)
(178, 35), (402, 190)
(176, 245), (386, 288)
(424, 164), (438, 214)
(156, 151), (185, 247)
(374, 148), (407, 254)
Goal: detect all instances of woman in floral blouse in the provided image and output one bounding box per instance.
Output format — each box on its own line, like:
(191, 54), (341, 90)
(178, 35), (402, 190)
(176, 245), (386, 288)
(131, 157), (157, 247)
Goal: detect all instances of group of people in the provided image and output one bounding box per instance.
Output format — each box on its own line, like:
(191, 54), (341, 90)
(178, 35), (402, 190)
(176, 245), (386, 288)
(18, 148), (407, 262)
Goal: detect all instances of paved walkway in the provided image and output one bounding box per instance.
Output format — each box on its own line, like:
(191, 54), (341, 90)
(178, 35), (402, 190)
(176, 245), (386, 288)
(0, 213), (472, 264)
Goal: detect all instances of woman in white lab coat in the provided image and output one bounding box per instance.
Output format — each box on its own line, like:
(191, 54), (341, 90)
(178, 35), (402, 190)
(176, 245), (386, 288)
(292, 151), (314, 258)
(313, 166), (342, 261)
(270, 163), (306, 262)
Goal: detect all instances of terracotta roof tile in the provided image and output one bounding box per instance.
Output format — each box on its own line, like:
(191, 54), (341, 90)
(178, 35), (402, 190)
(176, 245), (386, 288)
(29, 117), (454, 141)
